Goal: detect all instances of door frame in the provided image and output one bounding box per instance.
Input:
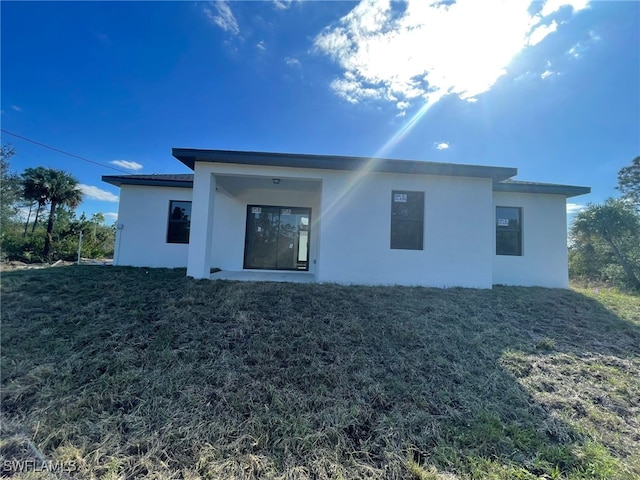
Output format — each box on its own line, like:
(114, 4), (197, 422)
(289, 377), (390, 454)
(243, 204), (312, 271)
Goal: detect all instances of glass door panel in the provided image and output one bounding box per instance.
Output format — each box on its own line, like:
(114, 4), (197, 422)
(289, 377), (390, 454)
(244, 207), (279, 269)
(244, 206), (310, 270)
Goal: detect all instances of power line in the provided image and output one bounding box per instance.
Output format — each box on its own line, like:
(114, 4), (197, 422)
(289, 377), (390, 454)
(1, 128), (131, 174)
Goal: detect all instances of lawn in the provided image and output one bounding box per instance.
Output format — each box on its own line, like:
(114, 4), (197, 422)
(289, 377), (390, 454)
(1, 266), (639, 479)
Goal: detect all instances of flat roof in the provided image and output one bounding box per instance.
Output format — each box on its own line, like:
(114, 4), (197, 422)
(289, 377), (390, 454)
(494, 180), (591, 198)
(102, 151), (591, 199)
(102, 174), (193, 188)
(172, 148), (518, 182)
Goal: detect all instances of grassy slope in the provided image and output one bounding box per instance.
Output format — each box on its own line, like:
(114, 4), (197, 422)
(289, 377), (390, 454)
(1, 267), (639, 480)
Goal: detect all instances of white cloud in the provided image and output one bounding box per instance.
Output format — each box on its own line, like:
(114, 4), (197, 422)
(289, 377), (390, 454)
(273, 0), (300, 10)
(104, 212), (118, 221)
(79, 184), (119, 202)
(257, 40), (266, 51)
(435, 142), (450, 150)
(285, 56), (301, 67)
(539, 0), (589, 18)
(110, 160), (143, 171)
(204, 1), (239, 35)
(528, 21), (558, 46)
(567, 203), (586, 215)
(330, 72), (387, 104)
(567, 31), (600, 59)
(11, 105), (22, 112)
(539, 61), (557, 79)
(568, 45), (581, 58)
(314, 0), (591, 111)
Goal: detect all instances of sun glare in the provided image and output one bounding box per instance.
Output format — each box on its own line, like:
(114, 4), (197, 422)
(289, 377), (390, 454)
(316, 0), (587, 108)
(314, 0), (591, 225)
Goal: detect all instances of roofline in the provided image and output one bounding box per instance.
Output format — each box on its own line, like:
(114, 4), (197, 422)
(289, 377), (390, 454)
(494, 181), (591, 198)
(102, 175), (193, 188)
(172, 148), (518, 181)
(102, 172), (591, 198)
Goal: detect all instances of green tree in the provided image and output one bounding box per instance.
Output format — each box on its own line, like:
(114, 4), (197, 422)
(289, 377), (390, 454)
(36, 208), (114, 261)
(37, 169), (83, 261)
(617, 156), (640, 208)
(571, 198), (640, 290)
(1, 146), (22, 229)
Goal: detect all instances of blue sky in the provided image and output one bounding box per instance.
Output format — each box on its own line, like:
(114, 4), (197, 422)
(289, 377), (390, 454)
(2, 0), (638, 223)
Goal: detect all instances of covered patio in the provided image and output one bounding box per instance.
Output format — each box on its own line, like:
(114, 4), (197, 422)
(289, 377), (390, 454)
(185, 163), (323, 279)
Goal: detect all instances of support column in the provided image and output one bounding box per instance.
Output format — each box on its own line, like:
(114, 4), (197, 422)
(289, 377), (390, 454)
(187, 169), (216, 279)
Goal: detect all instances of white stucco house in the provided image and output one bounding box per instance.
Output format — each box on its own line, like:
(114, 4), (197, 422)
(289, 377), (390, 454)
(102, 148), (590, 288)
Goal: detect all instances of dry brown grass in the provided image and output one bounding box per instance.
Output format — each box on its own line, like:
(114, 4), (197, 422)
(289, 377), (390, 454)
(1, 266), (639, 479)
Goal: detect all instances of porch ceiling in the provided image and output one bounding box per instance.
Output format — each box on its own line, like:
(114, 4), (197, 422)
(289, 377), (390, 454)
(215, 174), (321, 197)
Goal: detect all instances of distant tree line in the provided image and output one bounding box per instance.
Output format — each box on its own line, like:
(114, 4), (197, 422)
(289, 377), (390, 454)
(569, 157), (640, 291)
(1, 145), (115, 263)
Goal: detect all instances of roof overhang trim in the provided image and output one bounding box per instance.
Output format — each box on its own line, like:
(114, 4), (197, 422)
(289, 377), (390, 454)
(494, 181), (591, 198)
(172, 148), (517, 182)
(102, 176), (193, 188)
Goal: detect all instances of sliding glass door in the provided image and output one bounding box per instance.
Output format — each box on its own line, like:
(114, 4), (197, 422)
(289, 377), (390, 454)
(244, 206), (311, 271)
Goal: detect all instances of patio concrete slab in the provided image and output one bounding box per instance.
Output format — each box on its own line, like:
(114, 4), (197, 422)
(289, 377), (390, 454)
(210, 270), (316, 283)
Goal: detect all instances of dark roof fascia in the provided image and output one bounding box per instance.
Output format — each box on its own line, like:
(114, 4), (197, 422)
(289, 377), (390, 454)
(102, 175), (194, 188)
(172, 148), (517, 182)
(494, 181), (591, 198)
(102, 172), (591, 198)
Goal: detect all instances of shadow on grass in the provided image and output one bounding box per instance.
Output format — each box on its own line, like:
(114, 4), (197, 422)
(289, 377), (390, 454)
(1, 266), (639, 479)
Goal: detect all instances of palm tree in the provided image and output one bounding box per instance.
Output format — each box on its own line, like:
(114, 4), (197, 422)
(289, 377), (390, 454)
(22, 167), (52, 235)
(40, 169), (83, 261)
(90, 212), (105, 240)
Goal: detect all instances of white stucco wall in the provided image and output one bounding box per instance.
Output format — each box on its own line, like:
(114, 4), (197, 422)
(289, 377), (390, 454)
(317, 172), (494, 288)
(114, 185), (192, 268)
(114, 164), (496, 287)
(492, 192), (569, 288)
(187, 163), (494, 287)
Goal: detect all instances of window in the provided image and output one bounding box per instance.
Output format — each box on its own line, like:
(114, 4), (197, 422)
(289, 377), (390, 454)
(167, 201), (192, 244)
(391, 191), (424, 250)
(496, 207), (522, 256)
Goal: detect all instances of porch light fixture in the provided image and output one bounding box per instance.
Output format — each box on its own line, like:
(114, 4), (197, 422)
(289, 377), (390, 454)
(272, 178), (281, 184)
